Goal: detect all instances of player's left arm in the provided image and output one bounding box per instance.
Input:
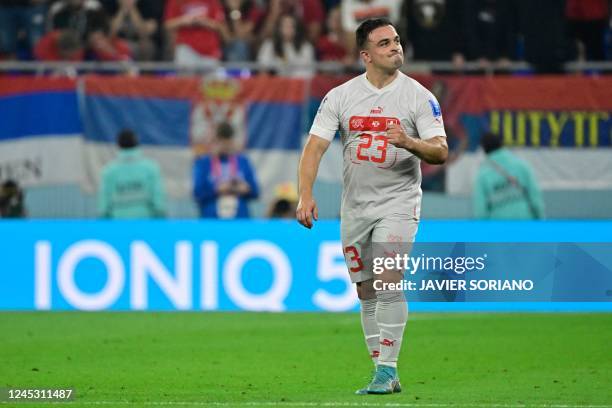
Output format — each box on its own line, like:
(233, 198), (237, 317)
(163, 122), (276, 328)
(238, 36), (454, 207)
(387, 125), (448, 165)
(387, 88), (449, 164)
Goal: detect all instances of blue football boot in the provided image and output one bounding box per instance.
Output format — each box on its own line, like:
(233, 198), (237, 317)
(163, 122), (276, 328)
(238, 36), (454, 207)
(355, 369), (376, 395)
(366, 365), (401, 394)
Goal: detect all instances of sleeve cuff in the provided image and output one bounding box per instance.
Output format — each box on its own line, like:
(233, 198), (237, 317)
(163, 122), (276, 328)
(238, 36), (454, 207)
(419, 128), (446, 140)
(309, 125), (336, 142)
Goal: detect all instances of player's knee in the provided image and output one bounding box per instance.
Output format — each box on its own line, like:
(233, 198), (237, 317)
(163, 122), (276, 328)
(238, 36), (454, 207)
(356, 279), (376, 300)
(376, 289), (405, 304)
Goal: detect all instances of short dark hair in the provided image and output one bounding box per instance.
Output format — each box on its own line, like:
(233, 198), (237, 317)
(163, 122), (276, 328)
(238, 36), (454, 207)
(356, 18), (394, 50)
(2, 179), (19, 191)
(117, 129), (138, 149)
(271, 199), (292, 217)
(216, 122), (234, 140)
(481, 131), (503, 154)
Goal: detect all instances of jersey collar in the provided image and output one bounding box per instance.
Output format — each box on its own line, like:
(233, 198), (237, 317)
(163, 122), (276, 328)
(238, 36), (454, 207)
(362, 71), (403, 94)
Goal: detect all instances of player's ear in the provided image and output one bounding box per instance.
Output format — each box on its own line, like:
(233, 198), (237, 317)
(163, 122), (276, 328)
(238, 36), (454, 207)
(360, 50), (371, 64)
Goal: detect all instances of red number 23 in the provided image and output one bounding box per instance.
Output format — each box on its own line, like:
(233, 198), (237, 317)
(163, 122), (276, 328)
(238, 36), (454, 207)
(356, 133), (388, 163)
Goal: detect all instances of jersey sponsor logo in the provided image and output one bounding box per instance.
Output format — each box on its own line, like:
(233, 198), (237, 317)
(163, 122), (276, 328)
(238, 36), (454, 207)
(350, 117), (365, 130)
(370, 106), (384, 114)
(349, 116), (400, 131)
(380, 338), (396, 347)
(428, 99), (442, 118)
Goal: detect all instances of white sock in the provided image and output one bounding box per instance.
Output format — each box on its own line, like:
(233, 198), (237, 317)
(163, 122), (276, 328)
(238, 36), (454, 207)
(375, 291), (408, 368)
(360, 298), (379, 366)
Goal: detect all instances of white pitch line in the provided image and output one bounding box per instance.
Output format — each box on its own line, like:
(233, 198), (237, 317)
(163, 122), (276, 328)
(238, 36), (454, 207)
(6, 401), (610, 408)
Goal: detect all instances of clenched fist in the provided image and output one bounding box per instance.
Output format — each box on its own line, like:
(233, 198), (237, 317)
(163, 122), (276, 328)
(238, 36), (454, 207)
(386, 123), (415, 150)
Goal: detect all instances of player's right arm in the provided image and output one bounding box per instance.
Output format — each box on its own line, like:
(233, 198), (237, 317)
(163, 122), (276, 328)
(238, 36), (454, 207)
(298, 88), (340, 228)
(296, 135), (330, 229)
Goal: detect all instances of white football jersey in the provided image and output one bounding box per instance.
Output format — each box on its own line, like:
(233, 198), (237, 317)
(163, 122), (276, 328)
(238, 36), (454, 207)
(309, 72), (446, 220)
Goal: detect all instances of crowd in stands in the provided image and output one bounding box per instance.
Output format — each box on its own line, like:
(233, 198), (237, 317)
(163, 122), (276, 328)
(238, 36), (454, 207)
(0, 0), (611, 73)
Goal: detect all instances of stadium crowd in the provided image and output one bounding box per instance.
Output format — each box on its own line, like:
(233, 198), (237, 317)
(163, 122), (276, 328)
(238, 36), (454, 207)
(0, 0), (610, 73)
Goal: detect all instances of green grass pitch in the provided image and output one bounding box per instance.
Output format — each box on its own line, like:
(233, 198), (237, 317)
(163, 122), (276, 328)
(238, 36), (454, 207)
(1, 312), (611, 407)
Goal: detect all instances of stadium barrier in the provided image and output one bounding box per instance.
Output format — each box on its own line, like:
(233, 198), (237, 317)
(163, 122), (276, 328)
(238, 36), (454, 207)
(2, 60), (612, 75)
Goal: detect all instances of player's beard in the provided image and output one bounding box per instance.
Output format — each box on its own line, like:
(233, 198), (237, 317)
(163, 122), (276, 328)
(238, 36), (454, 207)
(377, 53), (403, 74)
(389, 53), (404, 69)
(370, 52), (404, 74)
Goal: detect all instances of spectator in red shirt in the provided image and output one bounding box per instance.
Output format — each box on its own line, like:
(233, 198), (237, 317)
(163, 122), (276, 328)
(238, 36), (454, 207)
(49, 0), (132, 61)
(164, 0), (225, 65)
(108, 0), (161, 60)
(316, 6), (347, 62)
(89, 30), (132, 60)
(34, 29), (84, 61)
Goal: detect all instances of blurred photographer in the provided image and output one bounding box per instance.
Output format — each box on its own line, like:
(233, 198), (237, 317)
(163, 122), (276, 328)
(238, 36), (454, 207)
(193, 122), (259, 219)
(267, 182), (298, 219)
(0, 180), (26, 218)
